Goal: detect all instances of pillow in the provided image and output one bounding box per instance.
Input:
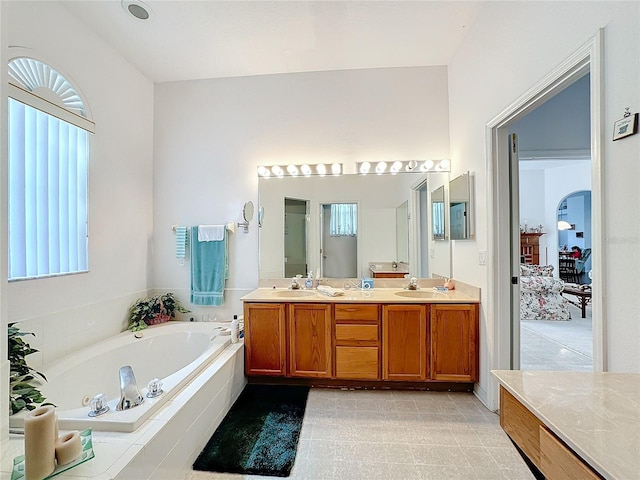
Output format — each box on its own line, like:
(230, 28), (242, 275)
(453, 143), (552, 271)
(520, 264), (554, 277)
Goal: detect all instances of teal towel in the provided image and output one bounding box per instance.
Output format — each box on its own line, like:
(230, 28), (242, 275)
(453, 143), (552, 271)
(175, 226), (187, 259)
(190, 226), (228, 306)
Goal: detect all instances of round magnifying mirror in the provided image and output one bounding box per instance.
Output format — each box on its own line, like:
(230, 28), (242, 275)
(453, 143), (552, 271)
(243, 201), (254, 222)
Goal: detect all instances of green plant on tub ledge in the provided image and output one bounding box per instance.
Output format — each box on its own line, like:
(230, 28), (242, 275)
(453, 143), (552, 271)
(8, 322), (52, 415)
(128, 292), (190, 332)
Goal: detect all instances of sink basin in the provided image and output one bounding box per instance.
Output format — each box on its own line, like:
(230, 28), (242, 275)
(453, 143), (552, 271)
(394, 290), (437, 299)
(271, 290), (316, 298)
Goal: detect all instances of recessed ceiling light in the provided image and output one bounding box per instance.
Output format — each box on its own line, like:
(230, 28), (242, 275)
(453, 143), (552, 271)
(122, 0), (151, 21)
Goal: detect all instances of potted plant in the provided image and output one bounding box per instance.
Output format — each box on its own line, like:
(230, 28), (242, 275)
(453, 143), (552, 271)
(8, 322), (51, 414)
(128, 292), (190, 331)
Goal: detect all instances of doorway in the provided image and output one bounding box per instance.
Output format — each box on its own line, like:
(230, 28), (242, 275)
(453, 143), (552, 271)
(320, 203), (358, 278)
(284, 198), (308, 278)
(488, 32), (604, 405)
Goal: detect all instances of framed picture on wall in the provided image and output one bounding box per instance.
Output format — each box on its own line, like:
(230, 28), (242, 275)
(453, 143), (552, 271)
(612, 112), (638, 141)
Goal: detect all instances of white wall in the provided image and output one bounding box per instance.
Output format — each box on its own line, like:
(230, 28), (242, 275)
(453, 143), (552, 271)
(449, 0), (640, 404)
(520, 162), (591, 270)
(152, 66), (450, 319)
(2, 0), (154, 387)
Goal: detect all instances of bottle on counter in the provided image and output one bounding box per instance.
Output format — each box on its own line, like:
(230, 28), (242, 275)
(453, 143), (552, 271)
(231, 315), (239, 343)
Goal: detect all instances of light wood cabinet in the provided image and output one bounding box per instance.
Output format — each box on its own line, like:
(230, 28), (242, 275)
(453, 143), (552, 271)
(243, 303), (286, 376)
(430, 304), (478, 382)
(500, 386), (602, 479)
(335, 304), (380, 380)
(288, 303), (332, 378)
(382, 304), (428, 381)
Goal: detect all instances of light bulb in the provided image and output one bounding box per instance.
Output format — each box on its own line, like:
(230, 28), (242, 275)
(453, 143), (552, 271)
(439, 159), (450, 170)
(287, 164), (299, 176)
(375, 162), (387, 174)
(257, 166), (269, 177)
(331, 163), (341, 175)
(359, 162), (371, 174)
(316, 163), (327, 176)
(391, 161), (402, 174)
(301, 164), (312, 176)
(421, 160), (434, 172)
(405, 160), (418, 172)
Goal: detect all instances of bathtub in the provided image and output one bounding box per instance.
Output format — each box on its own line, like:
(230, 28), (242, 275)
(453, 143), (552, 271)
(10, 321), (232, 432)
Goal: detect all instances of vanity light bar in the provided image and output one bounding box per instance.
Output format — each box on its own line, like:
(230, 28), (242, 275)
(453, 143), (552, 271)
(357, 159), (450, 175)
(257, 163), (343, 178)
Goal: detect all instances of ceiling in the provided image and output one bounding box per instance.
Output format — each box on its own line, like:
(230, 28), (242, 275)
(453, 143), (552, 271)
(61, 0), (482, 83)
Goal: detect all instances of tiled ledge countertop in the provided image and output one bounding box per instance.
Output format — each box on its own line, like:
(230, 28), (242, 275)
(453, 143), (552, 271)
(242, 281), (479, 304)
(492, 370), (640, 480)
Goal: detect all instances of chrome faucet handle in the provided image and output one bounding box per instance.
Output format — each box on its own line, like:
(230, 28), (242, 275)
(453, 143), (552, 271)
(406, 277), (418, 290)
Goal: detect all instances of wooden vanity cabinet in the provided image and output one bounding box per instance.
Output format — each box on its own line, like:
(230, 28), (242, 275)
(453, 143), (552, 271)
(334, 304), (380, 380)
(430, 304), (478, 382)
(243, 303), (286, 376)
(288, 303), (332, 378)
(382, 304), (428, 381)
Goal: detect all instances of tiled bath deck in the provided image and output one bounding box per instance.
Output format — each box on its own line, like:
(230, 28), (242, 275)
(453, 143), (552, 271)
(189, 388), (534, 480)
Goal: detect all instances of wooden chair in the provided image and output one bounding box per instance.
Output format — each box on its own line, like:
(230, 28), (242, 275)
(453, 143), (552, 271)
(558, 258), (580, 284)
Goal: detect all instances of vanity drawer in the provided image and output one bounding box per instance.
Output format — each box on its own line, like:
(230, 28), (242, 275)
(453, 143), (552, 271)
(335, 324), (379, 344)
(335, 346), (379, 379)
(335, 304), (379, 322)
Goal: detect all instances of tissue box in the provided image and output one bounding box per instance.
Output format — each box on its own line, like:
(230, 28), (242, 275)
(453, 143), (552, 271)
(360, 277), (374, 289)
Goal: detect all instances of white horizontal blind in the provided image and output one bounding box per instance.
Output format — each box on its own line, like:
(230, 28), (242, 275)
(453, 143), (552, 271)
(8, 97), (88, 280)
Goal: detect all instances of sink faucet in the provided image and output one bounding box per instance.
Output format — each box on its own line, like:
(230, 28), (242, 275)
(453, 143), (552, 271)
(290, 275), (302, 290)
(116, 366), (144, 411)
(405, 277), (418, 290)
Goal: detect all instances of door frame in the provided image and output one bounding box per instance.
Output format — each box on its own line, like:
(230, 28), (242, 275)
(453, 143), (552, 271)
(486, 30), (605, 409)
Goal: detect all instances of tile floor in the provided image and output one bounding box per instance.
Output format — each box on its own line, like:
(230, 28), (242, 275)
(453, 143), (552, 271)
(187, 388), (535, 480)
(520, 302), (593, 371)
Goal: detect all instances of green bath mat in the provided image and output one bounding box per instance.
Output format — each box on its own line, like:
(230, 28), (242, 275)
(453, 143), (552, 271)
(193, 384), (310, 477)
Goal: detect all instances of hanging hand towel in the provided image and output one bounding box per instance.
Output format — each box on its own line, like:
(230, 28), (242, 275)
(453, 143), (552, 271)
(191, 226), (228, 306)
(198, 224), (225, 242)
(175, 226), (187, 259)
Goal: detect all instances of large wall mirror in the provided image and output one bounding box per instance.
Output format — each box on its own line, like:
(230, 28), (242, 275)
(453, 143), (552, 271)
(259, 172), (451, 279)
(449, 172), (473, 240)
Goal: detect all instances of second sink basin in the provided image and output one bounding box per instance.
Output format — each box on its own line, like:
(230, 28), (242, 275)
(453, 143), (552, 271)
(394, 290), (437, 299)
(271, 290), (316, 298)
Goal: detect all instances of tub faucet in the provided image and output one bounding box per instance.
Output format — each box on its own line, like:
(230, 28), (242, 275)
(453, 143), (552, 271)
(116, 365), (144, 411)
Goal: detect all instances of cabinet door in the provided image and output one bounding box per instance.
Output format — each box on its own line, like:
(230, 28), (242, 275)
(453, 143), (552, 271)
(382, 305), (427, 381)
(288, 303), (332, 378)
(244, 303), (286, 376)
(430, 304), (478, 382)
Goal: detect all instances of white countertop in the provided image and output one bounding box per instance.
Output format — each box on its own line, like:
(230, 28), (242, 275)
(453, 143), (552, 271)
(241, 287), (479, 303)
(492, 370), (640, 480)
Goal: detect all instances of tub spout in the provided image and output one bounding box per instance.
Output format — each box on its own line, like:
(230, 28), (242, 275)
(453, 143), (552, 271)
(116, 365), (144, 411)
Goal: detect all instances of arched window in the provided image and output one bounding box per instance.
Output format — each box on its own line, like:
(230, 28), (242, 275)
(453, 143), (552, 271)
(8, 57), (95, 280)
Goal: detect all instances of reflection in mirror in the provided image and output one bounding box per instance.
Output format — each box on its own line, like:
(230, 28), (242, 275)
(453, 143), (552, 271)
(322, 203), (358, 278)
(395, 201), (408, 264)
(414, 173), (450, 278)
(431, 186), (445, 240)
(260, 172), (451, 279)
(257, 206), (265, 227)
(449, 172), (472, 240)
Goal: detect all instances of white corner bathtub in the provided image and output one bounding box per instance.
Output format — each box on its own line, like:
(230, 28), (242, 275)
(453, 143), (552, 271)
(10, 321), (231, 432)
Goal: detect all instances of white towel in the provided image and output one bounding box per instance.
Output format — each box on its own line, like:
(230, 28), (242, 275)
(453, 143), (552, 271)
(317, 285), (345, 297)
(198, 225), (225, 242)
